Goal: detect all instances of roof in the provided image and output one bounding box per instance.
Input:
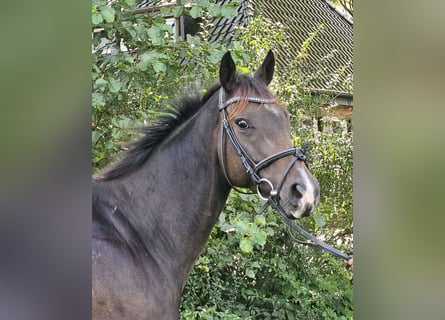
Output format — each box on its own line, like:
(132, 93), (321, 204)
(135, 0), (353, 95)
(206, 0), (252, 44)
(252, 0), (353, 95)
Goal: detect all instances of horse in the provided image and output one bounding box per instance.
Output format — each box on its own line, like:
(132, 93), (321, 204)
(92, 50), (320, 319)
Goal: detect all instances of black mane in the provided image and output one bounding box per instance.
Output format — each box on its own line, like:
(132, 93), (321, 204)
(96, 85), (220, 181)
(94, 73), (270, 182)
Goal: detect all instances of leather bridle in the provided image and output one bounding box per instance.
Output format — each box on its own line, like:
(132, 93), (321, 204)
(218, 88), (306, 199)
(218, 87), (351, 261)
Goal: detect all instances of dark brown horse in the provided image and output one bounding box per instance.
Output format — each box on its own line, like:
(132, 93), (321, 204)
(92, 51), (320, 319)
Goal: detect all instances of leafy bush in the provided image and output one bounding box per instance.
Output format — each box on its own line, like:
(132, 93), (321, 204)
(92, 0), (239, 170)
(180, 192), (353, 319)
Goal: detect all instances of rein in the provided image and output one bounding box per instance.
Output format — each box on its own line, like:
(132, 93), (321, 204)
(218, 88), (351, 261)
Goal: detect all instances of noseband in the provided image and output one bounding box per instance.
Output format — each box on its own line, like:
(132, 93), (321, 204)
(218, 88), (351, 262)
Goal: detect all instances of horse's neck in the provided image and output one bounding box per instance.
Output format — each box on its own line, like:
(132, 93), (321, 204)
(108, 103), (230, 287)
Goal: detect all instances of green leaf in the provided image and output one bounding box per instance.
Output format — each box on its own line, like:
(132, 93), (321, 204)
(313, 214), (326, 228)
(207, 4), (221, 17)
(235, 220), (249, 235)
(100, 6), (115, 23)
(92, 130), (101, 144)
(152, 60), (166, 73)
(209, 50), (224, 64)
(124, 54), (134, 64)
(221, 5), (238, 18)
(118, 117), (131, 129)
(266, 227), (275, 236)
(240, 238), (253, 253)
(219, 222), (234, 233)
(252, 232), (267, 246)
(92, 13), (103, 25)
(245, 269), (255, 279)
(254, 215), (266, 226)
(172, 6), (184, 17)
(237, 66), (249, 74)
(108, 77), (121, 93)
(189, 6), (202, 19)
(92, 92), (105, 108)
(154, 16), (166, 25)
(141, 51), (157, 62)
(147, 26), (161, 40)
(111, 128), (122, 139)
(137, 60), (149, 72)
(94, 78), (107, 88)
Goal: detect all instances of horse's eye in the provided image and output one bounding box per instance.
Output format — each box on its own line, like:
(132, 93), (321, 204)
(235, 118), (249, 129)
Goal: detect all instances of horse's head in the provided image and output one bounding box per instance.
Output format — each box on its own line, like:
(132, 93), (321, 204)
(218, 51), (320, 219)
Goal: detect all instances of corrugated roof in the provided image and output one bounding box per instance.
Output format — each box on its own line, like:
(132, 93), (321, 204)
(206, 0), (252, 44)
(252, 0), (352, 94)
(136, 0), (175, 8)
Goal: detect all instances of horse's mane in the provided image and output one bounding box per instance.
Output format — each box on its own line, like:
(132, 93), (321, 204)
(95, 84), (220, 181)
(95, 74), (274, 181)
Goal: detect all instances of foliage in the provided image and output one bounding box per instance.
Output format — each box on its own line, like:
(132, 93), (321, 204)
(92, 3), (353, 319)
(180, 192), (353, 319)
(92, 0), (239, 171)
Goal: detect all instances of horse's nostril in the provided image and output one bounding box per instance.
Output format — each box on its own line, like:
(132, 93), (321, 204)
(292, 183), (306, 199)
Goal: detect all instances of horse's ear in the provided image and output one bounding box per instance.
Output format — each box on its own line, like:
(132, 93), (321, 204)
(219, 51), (237, 92)
(254, 50), (275, 86)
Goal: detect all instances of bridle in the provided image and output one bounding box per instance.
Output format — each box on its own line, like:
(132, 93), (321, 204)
(218, 87), (351, 261)
(218, 88), (306, 200)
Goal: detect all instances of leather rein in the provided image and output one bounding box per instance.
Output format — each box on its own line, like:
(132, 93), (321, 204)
(218, 88), (351, 261)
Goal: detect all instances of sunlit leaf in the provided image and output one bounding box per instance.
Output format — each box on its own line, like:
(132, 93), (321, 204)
(190, 6), (202, 19)
(100, 6), (115, 23)
(92, 13), (103, 25)
(221, 5), (238, 18)
(108, 78), (121, 93)
(240, 238), (253, 253)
